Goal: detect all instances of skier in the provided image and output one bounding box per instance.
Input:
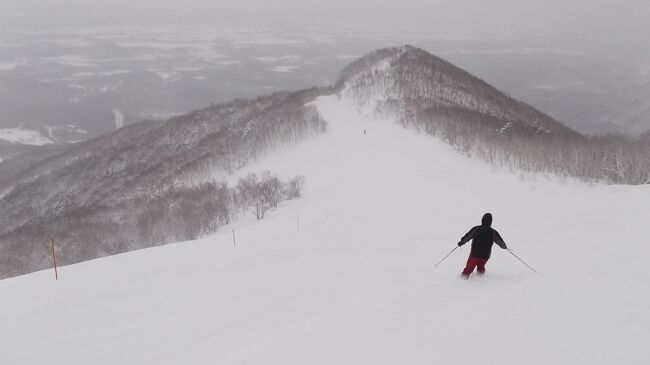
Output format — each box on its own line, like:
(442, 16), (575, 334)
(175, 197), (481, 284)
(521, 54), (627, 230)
(457, 213), (507, 279)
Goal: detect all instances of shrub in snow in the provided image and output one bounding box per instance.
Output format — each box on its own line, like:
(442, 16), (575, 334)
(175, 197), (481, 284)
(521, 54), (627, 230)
(285, 175), (306, 199)
(236, 172), (306, 220)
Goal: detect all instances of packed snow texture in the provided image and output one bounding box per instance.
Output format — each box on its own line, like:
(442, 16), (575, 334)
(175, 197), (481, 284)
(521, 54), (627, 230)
(1, 95), (648, 364)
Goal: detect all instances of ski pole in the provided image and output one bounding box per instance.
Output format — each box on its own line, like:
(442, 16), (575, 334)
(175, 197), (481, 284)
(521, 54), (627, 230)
(434, 246), (459, 268)
(507, 249), (537, 273)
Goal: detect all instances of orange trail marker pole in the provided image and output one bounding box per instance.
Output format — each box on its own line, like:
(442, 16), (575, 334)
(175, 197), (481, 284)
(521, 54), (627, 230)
(50, 238), (59, 280)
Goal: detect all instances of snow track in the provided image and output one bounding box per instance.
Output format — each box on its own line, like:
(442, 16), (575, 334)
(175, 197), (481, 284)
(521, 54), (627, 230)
(1, 95), (648, 364)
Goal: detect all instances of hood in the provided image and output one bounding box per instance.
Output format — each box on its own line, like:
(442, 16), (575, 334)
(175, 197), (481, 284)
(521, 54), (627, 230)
(481, 213), (493, 227)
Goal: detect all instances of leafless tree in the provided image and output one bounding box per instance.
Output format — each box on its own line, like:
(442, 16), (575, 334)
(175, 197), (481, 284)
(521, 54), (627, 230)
(286, 175), (306, 199)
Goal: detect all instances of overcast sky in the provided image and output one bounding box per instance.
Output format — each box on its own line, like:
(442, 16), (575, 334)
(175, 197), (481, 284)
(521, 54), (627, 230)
(1, 0), (648, 41)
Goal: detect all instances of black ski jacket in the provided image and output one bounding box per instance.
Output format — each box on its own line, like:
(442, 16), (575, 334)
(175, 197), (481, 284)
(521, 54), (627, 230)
(458, 213), (507, 259)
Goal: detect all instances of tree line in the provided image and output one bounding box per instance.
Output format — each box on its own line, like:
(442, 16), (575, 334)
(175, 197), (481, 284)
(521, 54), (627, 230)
(338, 46), (649, 185)
(0, 88), (326, 279)
(0, 172), (305, 278)
(401, 106), (650, 185)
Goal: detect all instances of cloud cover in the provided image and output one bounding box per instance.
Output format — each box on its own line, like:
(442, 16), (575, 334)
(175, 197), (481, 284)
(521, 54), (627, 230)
(1, 0), (648, 39)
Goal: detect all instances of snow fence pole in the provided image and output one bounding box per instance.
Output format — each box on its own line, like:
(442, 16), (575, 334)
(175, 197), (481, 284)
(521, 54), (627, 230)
(434, 246), (459, 268)
(50, 237), (58, 280)
(507, 249), (537, 273)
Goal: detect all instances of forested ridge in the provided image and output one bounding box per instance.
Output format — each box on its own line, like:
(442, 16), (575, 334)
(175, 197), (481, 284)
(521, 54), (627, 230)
(339, 46), (649, 184)
(0, 88), (326, 279)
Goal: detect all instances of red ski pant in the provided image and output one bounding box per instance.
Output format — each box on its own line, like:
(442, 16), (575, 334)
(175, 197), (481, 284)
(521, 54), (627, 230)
(462, 256), (488, 276)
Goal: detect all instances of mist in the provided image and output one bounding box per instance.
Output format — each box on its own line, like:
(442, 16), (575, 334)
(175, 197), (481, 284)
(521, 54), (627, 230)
(1, 0), (649, 136)
(1, 0), (649, 44)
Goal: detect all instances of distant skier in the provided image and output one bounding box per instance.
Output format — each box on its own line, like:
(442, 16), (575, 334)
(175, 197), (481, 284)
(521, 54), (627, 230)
(457, 213), (507, 279)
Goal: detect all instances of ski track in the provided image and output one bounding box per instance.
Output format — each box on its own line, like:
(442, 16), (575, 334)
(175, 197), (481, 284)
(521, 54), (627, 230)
(1, 95), (649, 364)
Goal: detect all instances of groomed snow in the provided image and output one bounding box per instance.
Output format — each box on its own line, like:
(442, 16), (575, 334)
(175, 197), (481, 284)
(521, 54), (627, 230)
(1, 95), (649, 364)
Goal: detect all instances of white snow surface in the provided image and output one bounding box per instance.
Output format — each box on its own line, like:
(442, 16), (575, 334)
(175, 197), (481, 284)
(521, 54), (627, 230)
(112, 109), (124, 129)
(270, 65), (300, 73)
(0, 127), (53, 145)
(254, 55), (301, 63)
(1, 95), (649, 364)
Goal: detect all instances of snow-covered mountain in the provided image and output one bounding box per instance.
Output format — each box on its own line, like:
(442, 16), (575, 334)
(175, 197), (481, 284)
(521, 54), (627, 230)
(0, 46), (645, 281)
(1, 92), (648, 364)
(0, 88), (327, 279)
(336, 45), (579, 137)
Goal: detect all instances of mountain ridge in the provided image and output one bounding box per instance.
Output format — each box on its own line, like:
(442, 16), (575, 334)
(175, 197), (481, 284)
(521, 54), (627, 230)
(337, 45), (579, 138)
(0, 45), (612, 279)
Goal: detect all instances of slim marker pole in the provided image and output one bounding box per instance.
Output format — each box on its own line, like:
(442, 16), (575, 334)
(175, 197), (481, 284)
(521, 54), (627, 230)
(232, 230), (236, 247)
(50, 238), (58, 280)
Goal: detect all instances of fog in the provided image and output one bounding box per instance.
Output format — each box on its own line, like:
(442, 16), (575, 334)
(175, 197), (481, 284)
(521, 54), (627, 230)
(1, 0), (649, 43)
(1, 0), (649, 136)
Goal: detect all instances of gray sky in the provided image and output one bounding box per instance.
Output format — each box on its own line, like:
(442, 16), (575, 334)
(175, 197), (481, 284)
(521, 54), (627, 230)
(1, 0), (648, 41)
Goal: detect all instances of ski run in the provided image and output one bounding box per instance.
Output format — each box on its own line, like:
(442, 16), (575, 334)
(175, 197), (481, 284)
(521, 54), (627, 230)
(1, 95), (649, 364)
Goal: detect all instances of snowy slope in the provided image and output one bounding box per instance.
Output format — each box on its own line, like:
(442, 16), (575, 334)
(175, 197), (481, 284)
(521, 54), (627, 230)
(1, 95), (649, 364)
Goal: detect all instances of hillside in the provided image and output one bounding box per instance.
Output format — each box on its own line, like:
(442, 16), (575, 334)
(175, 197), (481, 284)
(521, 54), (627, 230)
(337, 46), (648, 185)
(0, 88), (327, 279)
(1, 95), (648, 364)
(337, 45), (580, 137)
(2, 45), (646, 280)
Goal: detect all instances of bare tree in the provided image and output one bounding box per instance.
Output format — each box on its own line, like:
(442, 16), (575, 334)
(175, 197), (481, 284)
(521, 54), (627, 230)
(235, 172), (307, 220)
(237, 173), (270, 220)
(260, 171), (283, 208)
(286, 175), (306, 199)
